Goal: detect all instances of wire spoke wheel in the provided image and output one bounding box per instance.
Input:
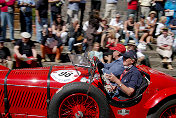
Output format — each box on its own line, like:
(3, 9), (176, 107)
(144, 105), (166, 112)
(49, 82), (109, 118)
(160, 105), (176, 118)
(59, 93), (99, 118)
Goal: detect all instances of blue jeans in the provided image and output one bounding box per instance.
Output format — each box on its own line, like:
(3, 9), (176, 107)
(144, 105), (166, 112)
(36, 17), (48, 43)
(68, 38), (75, 51)
(124, 32), (138, 46)
(1, 12), (14, 41)
(22, 12), (32, 35)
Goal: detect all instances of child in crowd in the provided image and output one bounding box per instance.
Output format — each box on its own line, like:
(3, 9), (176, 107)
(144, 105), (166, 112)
(89, 42), (105, 63)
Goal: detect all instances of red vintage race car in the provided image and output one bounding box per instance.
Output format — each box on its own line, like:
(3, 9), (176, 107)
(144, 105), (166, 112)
(0, 54), (176, 118)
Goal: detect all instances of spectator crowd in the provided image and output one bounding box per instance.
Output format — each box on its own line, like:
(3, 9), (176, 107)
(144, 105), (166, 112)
(0, 0), (176, 70)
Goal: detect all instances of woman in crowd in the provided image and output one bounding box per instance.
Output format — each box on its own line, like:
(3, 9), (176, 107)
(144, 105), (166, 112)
(135, 15), (150, 43)
(123, 14), (138, 46)
(101, 28), (117, 63)
(146, 11), (157, 43)
(156, 28), (173, 70)
(155, 16), (167, 37)
(52, 14), (68, 44)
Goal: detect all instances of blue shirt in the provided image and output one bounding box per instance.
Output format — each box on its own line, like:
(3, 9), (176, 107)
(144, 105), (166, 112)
(165, 0), (176, 11)
(171, 19), (176, 30)
(103, 57), (124, 77)
(121, 66), (142, 89)
(118, 66), (143, 100)
(18, 0), (35, 13)
(68, 2), (79, 11)
(80, 0), (86, 3)
(106, 0), (118, 3)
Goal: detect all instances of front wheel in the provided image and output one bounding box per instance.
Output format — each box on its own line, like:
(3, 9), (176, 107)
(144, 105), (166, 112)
(147, 99), (176, 118)
(48, 82), (109, 118)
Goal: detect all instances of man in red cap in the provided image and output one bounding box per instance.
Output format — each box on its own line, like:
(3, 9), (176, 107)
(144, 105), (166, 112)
(98, 43), (126, 77)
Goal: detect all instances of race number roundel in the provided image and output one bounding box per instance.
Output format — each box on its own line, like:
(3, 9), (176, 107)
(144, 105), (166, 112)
(51, 70), (81, 83)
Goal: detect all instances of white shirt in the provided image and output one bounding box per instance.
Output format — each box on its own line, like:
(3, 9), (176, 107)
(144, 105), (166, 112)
(157, 34), (173, 47)
(139, 0), (152, 6)
(146, 17), (156, 24)
(83, 21), (102, 33)
(109, 18), (124, 29)
(155, 23), (165, 36)
(137, 51), (145, 58)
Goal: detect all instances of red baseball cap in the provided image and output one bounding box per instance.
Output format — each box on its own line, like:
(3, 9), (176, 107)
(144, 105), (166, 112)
(110, 44), (126, 54)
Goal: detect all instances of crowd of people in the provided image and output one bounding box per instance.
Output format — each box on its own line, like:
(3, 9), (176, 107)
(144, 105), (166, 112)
(0, 0), (176, 70)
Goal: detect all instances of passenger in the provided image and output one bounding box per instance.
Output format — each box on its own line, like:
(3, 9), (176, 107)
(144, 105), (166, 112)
(98, 43), (126, 77)
(14, 32), (38, 68)
(106, 50), (143, 99)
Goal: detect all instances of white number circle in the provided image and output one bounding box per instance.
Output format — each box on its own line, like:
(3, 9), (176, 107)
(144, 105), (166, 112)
(51, 70), (81, 83)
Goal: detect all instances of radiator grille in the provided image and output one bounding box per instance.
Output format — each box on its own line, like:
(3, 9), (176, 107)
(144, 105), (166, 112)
(8, 88), (47, 110)
(0, 88), (4, 107)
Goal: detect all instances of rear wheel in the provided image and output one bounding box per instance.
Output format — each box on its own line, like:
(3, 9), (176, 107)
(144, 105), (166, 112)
(48, 82), (109, 118)
(147, 99), (176, 118)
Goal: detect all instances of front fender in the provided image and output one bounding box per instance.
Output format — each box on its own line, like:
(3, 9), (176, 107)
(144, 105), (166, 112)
(144, 87), (176, 109)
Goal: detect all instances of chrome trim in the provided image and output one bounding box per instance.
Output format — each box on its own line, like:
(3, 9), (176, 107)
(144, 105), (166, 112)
(0, 83), (60, 89)
(10, 113), (46, 117)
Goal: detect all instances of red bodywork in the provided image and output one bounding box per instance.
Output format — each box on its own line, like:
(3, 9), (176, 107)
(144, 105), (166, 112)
(0, 64), (176, 117)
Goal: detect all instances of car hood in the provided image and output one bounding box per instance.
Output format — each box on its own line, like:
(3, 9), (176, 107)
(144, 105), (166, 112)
(0, 65), (90, 89)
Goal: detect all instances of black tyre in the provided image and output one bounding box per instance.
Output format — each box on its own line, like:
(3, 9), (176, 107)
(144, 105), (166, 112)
(48, 82), (109, 118)
(147, 99), (176, 118)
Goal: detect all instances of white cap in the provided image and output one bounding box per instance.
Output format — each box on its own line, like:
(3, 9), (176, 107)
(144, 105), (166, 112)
(21, 32), (31, 39)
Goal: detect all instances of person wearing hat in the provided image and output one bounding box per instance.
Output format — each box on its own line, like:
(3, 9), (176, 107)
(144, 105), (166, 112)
(98, 43), (126, 77)
(127, 40), (151, 67)
(145, 11), (157, 43)
(156, 28), (174, 70)
(14, 32), (38, 68)
(106, 50), (143, 99)
(0, 38), (13, 69)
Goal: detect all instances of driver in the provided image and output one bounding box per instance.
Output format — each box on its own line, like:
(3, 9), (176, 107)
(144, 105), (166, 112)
(98, 43), (126, 78)
(106, 50), (143, 100)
